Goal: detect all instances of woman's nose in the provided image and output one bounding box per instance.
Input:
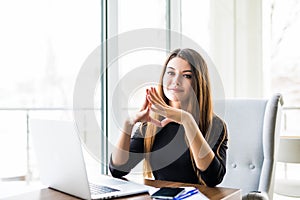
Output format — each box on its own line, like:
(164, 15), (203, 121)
(172, 74), (181, 85)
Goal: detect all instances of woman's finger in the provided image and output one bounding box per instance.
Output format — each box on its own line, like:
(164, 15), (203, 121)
(140, 89), (150, 111)
(148, 88), (164, 107)
(151, 87), (167, 105)
(147, 93), (160, 108)
(150, 103), (168, 117)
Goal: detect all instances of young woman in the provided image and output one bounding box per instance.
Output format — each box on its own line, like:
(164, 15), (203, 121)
(109, 48), (228, 187)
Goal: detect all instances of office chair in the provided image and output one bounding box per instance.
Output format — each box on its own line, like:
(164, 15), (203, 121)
(274, 136), (300, 197)
(215, 94), (283, 200)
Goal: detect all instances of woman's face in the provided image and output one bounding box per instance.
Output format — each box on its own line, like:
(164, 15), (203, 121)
(163, 57), (194, 108)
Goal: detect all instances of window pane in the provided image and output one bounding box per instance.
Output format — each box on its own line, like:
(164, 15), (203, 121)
(118, 0), (166, 33)
(0, 0), (101, 179)
(107, 0), (167, 181)
(182, 0), (211, 53)
(114, 0), (167, 113)
(270, 0), (300, 107)
(0, 0), (100, 108)
(0, 111), (27, 178)
(269, 0), (300, 136)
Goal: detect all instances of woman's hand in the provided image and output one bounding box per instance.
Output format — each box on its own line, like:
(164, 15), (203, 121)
(128, 89), (162, 127)
(147, 87), (187, 126)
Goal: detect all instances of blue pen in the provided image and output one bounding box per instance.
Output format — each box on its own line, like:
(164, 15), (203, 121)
(174, 189), (199, 200)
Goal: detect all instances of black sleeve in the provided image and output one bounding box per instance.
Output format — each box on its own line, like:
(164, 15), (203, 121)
(109, 126), (145, 178)
(198, 122), (228, 187)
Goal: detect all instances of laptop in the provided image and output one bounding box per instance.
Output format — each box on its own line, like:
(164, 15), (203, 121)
(30, 119), (149, 199)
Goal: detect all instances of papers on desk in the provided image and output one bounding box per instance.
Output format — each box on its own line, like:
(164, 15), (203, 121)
(148, 186), (209, 200)
(175, 187), (209, 200)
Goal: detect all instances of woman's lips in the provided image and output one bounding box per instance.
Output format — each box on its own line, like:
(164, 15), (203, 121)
(168, 88), (184, 92)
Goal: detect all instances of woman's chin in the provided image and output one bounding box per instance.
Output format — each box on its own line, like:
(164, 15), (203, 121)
(166, 96), (182, 105)
(166, 94), (179, 102)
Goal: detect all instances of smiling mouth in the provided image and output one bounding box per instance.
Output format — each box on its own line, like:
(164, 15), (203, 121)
(168, 88), (184, 92)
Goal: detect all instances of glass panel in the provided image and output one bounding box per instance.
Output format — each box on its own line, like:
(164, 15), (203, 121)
(0, 0), (101, 179)
(270, 0), (300, 106)
(268, 0), (300, 136)
(0, 0), (101, 108)
(0, 111), (27, 179)
(112, 0), (167, 128)
(118, 0), (166, 33)
(181, 0), (211, 53)
(107, 0), (167, 182)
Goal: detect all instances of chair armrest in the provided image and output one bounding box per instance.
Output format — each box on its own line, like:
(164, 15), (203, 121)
(242, 191), (269, 200)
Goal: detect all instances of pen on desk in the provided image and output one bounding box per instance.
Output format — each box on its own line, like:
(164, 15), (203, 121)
(174, 189), (199, 200)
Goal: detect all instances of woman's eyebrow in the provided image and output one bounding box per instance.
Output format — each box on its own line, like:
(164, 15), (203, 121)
(166, 66), (175, 70)
(167, 66), (192, 73)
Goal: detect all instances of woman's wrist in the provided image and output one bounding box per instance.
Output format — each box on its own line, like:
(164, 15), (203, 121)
(123, 118), (135, 135)
(180, 111), (193, 125)
(164, 107), (190, 125)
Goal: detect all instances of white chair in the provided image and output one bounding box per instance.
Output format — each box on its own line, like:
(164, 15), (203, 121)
(274, 136), (300, 197)
(215, 94), (283, 200)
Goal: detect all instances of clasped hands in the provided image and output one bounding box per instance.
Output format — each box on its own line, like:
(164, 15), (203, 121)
(130, 87), (186, 127)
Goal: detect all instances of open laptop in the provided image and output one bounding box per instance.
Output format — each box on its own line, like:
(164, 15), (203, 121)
(30, 119), (148, 199)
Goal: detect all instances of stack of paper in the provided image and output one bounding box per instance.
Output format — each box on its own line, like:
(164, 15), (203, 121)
(174, 187), (209, 200)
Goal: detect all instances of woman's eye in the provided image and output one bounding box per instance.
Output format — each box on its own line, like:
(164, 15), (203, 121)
(183, 74), (192, 79)
(167, 71), (175, 76)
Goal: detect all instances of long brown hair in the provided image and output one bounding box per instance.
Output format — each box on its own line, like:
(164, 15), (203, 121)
(143, 48), (213, 178)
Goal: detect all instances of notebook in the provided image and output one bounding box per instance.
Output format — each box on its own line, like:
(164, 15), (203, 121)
(30, 119), (148, 199)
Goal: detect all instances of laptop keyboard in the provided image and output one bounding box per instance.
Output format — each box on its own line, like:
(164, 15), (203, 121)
(89, 183), (120, 195)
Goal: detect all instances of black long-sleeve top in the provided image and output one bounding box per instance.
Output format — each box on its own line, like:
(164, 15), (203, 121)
(109, 115), (228, 187)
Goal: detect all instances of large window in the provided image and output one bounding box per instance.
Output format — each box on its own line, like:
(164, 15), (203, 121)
(106, 0), (168, 181)
(182, 0), (211, 53)
(267, 0), (300, 136)
(0, 0), (101, 180)
(2, 0), (299, 186)
(265, 0), (300, 188)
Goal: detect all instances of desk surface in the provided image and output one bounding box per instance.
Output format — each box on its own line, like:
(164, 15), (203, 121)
(5, 179), (241, 200)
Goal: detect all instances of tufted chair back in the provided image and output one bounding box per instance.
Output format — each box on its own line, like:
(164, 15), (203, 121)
(215, 94), (283, 200)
